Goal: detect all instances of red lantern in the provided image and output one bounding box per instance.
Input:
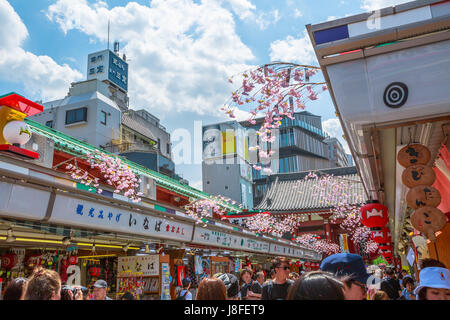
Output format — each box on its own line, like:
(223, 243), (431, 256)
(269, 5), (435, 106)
(68, 256), (78, 265)
(381, 250), (393, 260)
(360, 200), (389, 229)
(295, 261), (302, 268)
(378, 244), (392, 251)
(304, 261), (311, 268)
(1, 253), (16, 270)
(371, 227), (391, 244)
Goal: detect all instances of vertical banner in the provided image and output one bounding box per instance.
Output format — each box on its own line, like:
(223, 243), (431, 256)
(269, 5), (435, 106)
(161, 263), (171, 300)
(194, 255), (203, 275)
(222, 130), (236, 155)
(234, 259), (241, 273)
(340, 234), (349, 253)
(177, 266), (185, 286)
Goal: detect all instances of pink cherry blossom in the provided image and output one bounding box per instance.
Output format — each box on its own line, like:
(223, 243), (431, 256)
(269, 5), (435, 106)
(224, 62), (327, 170)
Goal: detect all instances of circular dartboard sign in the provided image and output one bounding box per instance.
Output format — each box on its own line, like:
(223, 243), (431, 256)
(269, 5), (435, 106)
(383, 82), (408, 108)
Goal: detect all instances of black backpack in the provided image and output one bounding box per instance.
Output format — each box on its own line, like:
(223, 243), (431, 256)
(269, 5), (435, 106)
(176, 290), (189, 300)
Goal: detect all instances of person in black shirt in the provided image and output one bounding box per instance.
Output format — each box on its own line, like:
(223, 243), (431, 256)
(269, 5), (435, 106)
(247, 271), (264, 300)
(261, 257), (293, 300)
(380, 267), (401, 300)
(239, 269), (254, 300)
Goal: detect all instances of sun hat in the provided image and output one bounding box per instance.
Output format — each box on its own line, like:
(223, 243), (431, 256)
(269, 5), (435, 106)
(320, 253), (370, 284)
(414, 267), (450, 295)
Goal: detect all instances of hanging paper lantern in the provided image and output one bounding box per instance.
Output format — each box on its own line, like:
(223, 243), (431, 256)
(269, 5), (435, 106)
(411, 206), (447, 242)
(68, 256), (78, 265)
(1, 253), (16, 270)
(295, 261), (302, 268)
(378, 243), (392, 251)
(402, 165), (436, 188)
(406, 185), (441, 209)
(371, 227), (391, 244)
(2, 120), (32, 146)
(360, 200), (389, 229)
(304, 261), (311, 268)
(397, 144), (431, 168)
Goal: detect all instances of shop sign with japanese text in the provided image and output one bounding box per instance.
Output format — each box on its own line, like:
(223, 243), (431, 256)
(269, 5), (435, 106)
(49, 194), (193, 242)
(192, 227), (270, 253)
(118, 255), (159, 277)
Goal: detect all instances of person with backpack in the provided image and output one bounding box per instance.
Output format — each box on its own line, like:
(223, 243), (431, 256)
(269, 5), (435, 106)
(380, 267), (401, 300)
(261, 257), (293, 300)
(177, 277), (192, 300)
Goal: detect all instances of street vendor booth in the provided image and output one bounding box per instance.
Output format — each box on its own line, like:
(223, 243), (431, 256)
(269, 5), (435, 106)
(307, 0), (450, 274)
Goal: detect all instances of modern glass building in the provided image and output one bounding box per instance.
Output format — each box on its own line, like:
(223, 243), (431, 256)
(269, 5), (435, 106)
(240, 111), (341, 206)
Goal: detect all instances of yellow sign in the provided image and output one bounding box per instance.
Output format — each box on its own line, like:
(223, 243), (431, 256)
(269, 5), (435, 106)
(340, 234), (349, 252)
(222, 131), (236, 155)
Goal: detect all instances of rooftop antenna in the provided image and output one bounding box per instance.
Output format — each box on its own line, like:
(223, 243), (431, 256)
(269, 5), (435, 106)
(107, 19), (110, 50)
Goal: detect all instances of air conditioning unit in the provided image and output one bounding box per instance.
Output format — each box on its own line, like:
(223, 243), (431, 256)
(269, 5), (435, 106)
(22, 133), (54, 168)
(140, 174), (156, 200)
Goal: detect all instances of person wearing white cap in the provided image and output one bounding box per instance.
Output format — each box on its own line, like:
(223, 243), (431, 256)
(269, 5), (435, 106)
(414, 267), (450, 300)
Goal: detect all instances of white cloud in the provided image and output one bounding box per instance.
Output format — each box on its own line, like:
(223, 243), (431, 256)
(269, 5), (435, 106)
(322, 118), (350, 154)
(269, 30), (316, 65)
(46, 0), (255, 116)
(254, 9), (281, 30)
(361, 0), (410, 11)
(0, 0), (82, 101)
(0, 0), (28, 48)
(226, 0), (256, 20)
(293, 9), (303, 18)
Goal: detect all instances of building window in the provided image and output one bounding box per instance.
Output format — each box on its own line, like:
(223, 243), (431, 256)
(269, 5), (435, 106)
(97, 65), (104, 73)
(65, 107), (87, 125)
(89, 68), (95, 75)
(157, 138), (161, 151)
(100, 111), (107, 125)
(225, 186), (228, 190)
(45, 120), (53, 128)
(206, 181), (210, 184)
(166, 143), (170, 154)
(97, 55), (103, 61)
(90, 56), (96, 63)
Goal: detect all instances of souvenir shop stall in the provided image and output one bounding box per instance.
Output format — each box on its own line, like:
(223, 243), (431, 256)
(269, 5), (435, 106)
(0, 242), (131, 299)
(116, 253), (170, 300)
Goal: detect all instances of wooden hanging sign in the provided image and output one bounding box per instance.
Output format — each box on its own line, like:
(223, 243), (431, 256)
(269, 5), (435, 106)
(410, 206), (446, 242)
(401, 165), (436, 188)
(406, 185), (441, 209)
(397, 144), (431, 168)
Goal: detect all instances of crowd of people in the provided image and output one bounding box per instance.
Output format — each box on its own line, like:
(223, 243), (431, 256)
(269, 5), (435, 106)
(3, 254), (450, 300)
(2, 267), (135, 300)
(179, 254), (450, 301)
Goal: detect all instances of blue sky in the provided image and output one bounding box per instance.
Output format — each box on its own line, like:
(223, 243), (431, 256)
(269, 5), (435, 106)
(0, 0), (408, 190)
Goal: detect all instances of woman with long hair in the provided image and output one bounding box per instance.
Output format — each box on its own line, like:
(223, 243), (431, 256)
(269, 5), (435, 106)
(195, 277), (227, 300)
